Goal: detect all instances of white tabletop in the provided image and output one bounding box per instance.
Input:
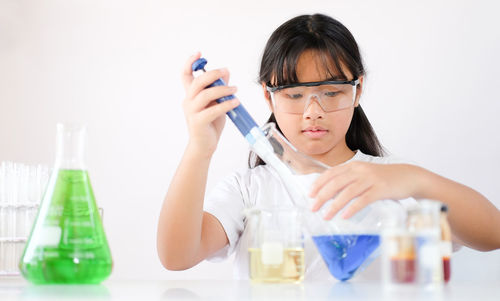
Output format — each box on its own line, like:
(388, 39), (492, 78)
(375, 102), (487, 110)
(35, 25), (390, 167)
(1, 277), (499, 301)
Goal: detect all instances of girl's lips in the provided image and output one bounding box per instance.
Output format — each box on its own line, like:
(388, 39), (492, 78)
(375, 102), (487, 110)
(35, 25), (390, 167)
(302, 128), (328, 138)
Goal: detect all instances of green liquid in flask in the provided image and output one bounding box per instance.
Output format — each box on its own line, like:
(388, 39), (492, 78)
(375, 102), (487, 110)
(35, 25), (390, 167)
(20, 169), (112, 284)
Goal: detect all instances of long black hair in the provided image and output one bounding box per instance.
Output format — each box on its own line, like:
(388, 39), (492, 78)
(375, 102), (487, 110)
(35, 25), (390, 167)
(249, 14), (384, 168)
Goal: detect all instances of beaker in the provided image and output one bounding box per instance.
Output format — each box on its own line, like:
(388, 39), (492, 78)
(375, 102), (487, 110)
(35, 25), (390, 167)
(247, 207), (305, 283)
(19, 123), (112, 284)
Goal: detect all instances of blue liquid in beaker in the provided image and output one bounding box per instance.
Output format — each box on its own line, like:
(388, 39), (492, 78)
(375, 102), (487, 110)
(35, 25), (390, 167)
(312, 234), (380, 281)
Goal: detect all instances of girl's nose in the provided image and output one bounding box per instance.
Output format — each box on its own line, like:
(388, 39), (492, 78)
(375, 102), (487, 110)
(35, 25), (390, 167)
(303, 96), (325, 120)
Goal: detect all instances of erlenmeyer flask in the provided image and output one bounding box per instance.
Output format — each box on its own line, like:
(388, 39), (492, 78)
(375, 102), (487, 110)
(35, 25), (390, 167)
(19, 123), (112, 284)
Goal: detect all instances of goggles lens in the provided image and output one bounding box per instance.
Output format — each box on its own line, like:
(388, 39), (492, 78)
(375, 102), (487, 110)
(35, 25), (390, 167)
(269, 82), (358, 114)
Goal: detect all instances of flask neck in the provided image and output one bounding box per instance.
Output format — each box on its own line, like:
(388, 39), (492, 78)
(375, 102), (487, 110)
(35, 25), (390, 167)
(54, 123), (87, 170)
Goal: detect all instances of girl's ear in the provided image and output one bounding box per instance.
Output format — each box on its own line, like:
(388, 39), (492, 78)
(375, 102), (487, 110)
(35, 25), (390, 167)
(262, 82), (274, 112)
(354, 76), (364, 107)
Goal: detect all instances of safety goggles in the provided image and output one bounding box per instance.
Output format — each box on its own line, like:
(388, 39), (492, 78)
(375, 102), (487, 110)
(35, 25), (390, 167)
(266, 79), (359, 114)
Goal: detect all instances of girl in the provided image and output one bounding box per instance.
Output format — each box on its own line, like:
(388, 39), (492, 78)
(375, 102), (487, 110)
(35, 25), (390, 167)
(157, 14), (500, 279)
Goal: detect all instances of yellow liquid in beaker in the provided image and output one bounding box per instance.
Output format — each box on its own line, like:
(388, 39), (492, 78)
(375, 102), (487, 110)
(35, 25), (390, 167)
(249, 247), (305, 283)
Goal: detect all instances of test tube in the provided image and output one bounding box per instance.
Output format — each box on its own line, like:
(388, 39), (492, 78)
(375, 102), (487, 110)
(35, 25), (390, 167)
(0, 161), (48, 276)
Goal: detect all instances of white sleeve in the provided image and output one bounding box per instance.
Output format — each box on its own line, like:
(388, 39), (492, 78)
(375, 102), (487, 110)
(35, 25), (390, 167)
(203, 172), (246, 261)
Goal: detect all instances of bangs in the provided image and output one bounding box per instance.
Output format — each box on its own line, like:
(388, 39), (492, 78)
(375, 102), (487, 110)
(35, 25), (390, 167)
(270, 40), (350, 87)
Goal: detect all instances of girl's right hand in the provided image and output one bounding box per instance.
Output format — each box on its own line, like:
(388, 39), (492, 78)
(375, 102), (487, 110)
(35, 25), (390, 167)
(181, 53), (240, 157)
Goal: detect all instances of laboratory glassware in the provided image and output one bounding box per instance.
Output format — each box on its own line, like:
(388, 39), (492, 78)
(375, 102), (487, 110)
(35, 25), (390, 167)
(0, 162), (49, 276)
(440, 204), (451, 283)
(19, 123), (112, 284)
(247, 207), (305, 283)
(407, 200), (443, 286)
(382, 200), (444, 289)
(258, 122), (405, 281)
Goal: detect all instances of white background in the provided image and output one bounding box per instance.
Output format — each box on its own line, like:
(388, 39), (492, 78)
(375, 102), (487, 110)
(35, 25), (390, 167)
(1, 0), (499, 282)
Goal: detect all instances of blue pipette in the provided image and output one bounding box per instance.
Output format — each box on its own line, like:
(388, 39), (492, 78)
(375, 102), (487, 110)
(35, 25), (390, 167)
(192, 58), (308, 207)
(192, 58), (261, 145)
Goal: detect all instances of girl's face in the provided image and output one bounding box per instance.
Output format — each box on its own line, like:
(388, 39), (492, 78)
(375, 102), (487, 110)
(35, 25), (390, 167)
(264, 50), (363, 165)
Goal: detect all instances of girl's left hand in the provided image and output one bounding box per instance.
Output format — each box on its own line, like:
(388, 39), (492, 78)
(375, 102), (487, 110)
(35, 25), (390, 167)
(309, 161), (421, 220)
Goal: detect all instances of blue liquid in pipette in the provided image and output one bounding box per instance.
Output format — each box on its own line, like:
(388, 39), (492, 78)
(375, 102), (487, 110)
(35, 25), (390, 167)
(312, 234), (380, 281)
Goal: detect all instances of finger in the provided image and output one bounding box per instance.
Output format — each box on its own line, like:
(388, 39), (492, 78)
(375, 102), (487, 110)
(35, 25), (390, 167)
(221, 72), (230, 86)
(187, 68), (230, 100)
(190, 86), (237, 112)
(197, 98), (240, 123)
(182, 52), (202, 91)
(323, 180), (372, 220)
(311, 173), (357, 212)
(310, 163), (351, 198)
(340, 189), (378, 219)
